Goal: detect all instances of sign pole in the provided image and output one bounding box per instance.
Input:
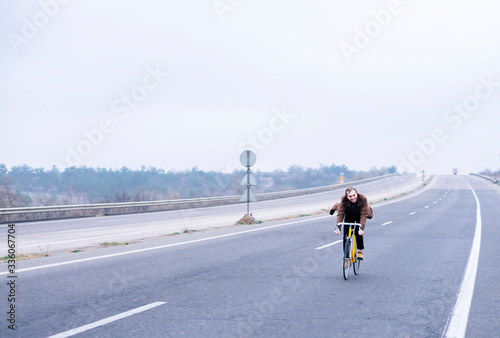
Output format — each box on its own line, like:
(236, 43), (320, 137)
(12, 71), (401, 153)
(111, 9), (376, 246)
(239, 150), (257, 216)
(246, 167), (251, 215)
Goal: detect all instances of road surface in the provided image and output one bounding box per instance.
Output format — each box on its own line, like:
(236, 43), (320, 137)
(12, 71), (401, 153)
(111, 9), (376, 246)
(1, 175), (498, 337)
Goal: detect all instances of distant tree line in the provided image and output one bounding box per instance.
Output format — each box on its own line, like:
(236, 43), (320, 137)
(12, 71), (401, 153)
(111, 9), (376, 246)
(480, 168), (500, 179)
(0, 163), (397, 208)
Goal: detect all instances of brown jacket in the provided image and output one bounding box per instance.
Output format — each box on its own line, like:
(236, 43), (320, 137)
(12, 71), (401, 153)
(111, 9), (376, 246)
(334, 193), (372, 230)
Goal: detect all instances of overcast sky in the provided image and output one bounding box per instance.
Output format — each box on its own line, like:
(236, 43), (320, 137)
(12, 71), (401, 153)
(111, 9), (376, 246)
(1, 0), (499, 175)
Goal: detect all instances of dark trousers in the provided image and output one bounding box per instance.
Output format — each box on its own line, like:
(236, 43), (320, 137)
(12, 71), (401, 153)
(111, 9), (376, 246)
(343, 225), (364, 256)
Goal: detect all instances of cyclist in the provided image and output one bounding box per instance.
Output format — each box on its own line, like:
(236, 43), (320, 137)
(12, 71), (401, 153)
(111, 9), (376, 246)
(330, 186), (372, 260)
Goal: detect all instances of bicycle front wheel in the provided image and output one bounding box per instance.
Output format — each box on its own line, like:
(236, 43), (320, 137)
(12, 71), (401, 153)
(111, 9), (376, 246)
(353, 248), (361, 275)
(343, 239), (351, 280)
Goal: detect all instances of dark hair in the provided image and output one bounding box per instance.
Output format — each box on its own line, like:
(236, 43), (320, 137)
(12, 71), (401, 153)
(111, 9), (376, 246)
(342, 186), (358, 209)
(345, 186), (357, 196)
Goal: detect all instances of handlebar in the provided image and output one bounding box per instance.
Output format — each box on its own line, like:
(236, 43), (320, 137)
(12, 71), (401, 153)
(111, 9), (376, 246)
(335, 222), (364, 235)
(336, 222), (360, 229)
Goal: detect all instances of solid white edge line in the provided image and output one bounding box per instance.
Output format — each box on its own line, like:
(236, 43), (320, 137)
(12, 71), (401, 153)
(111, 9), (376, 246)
(443, 182), (482, 338)
(315, 240), (342, 250)
(47, 301), (166, 338)
(1, 216), (329, 275)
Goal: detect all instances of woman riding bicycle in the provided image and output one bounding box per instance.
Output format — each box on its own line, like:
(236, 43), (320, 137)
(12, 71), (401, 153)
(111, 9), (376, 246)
(330, 186), (372, 260)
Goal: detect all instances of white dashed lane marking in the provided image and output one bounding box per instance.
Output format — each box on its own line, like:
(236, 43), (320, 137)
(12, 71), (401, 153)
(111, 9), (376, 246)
(48, 302), (166, 338)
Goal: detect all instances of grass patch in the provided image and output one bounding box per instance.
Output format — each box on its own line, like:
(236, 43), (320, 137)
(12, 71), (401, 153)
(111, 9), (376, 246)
(169, 229), (198, 236)
(99, 241), (131, 248)
(237, 219), (263, 225)
(182, 229), (198, 233)
(0, 253), (50, 262)
(236, 214), (262, 225)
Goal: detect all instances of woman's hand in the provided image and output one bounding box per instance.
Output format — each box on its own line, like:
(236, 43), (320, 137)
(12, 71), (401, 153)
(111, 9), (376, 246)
(334, 229), (340, 235)
(358, 229), (364, 236)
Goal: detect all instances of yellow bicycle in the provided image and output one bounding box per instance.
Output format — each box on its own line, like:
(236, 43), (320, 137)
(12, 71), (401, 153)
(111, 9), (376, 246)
(338, 222), (361, 280)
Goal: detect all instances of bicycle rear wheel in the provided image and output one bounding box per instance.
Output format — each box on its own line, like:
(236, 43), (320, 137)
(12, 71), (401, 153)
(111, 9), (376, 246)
(343, 239), (351, 280)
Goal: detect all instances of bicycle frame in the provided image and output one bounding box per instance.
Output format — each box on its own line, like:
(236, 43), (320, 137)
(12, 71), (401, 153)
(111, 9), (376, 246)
(339, 222), (359, 263)
(347, 224), (357, 263)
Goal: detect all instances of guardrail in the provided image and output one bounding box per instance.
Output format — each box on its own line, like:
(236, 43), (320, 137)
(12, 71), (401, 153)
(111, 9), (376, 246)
(469, 173), (499, 184)
(0, 173), (399, 223)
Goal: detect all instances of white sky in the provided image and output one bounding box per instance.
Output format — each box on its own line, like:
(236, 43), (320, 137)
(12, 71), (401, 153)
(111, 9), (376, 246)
(1, 0), (500, 175)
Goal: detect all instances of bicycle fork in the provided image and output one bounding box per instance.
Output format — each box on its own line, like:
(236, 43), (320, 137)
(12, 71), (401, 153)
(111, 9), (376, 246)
(345, 228), (357, 263)
(351, 235), (357, 263)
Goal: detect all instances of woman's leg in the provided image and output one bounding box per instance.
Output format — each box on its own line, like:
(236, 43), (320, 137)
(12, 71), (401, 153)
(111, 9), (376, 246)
(355, 226), (364, 250)
(342, 225), (349, 248)
(343, 225), (349, 257)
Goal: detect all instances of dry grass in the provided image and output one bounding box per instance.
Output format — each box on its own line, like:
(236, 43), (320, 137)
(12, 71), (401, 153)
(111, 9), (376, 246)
(0, 253), (50, 262)
(99, 241), (133, 248)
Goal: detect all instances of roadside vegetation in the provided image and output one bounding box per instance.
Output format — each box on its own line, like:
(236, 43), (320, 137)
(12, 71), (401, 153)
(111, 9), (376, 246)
(0, 163), (396, 208)
(480, 168), (500, 181)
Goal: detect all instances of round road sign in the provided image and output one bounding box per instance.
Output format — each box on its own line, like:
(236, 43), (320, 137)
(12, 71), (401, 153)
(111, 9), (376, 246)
(240, 150), (256, 167)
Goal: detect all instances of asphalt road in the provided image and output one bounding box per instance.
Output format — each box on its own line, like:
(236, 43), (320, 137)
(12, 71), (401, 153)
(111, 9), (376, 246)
(1, 175), (498, 337)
